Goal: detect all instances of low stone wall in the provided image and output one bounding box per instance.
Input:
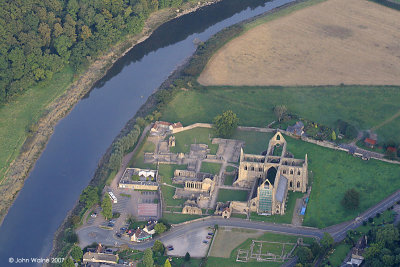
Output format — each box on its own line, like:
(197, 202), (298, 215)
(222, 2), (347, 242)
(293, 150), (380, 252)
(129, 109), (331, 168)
(172, 123), (213, 134)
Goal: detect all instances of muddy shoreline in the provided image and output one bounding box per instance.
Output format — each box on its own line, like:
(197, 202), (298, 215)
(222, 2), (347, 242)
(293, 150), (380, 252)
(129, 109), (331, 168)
(0, 0), (221, 227)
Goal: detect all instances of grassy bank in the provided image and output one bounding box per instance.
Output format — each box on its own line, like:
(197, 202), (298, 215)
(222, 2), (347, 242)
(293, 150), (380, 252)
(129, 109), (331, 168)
(0, 67), (74, 182)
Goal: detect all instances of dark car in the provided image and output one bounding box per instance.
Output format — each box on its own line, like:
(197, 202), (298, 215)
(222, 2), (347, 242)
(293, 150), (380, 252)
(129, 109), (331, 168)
(203, 240), (209, 244)
(107, 222), (114, 227)
(206, 236), (211, 239)
(116, 233), (122, 238)
(120, 227), (127, 231)
(167, 245), (174, 251)
(208, 232), (214, 236)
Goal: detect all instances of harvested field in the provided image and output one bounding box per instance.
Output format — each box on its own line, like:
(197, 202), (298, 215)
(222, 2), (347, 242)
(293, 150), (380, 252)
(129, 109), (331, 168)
(198, 0), (400, 86)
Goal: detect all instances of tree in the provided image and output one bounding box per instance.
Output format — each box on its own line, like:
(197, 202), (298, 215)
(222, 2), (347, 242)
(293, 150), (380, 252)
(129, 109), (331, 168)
(331, 130), (336, 141)
(274, 105), (287, 122)
(310, 241), (322, 257)
(164, 258), (172, 267)
(213, 110), (239, 138)
(185, 252), (191, 261)
(154, 223), (167, 234)
(320, 233), (334, 252)
(345, 125), (358, 140)
(101, 195), (113, 219)
(62, 258), (74, 267)
(70, 245), (83, 262)
(341, 188), (360, 211)
(152, 240), (164, 254)
(143, 248), (154, 267)
(376, 224), (399, 247)
(80, 186), (99, 209)
(296, 246), (313, 264)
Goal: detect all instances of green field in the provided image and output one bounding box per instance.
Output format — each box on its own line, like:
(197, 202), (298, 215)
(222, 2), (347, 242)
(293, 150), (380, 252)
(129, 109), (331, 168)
(217, 189), (248, 202)
(161, 86), (400, 143)
(283, 136), (400, 228)
(250, 192), (303, 224)
(0, 67), (74, 182)
(169, 127), (218, 154)
(207, 232), (315, 267)
(158, 164), (187, 185)
(129, 139), (156, 169)
(200, 162), (221, 175)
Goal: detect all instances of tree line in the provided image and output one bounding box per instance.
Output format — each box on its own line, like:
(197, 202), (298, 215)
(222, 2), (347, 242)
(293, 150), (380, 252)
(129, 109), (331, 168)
(0, 0), (188, 102)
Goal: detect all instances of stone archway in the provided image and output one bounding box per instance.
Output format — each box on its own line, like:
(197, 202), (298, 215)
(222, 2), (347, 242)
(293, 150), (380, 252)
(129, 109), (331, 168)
(266, 167), (277, 185)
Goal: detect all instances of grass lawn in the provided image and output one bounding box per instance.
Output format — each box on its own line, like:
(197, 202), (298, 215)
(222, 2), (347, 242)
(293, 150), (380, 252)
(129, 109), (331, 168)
(162, 213), (202, 224)
(200, 162), (221, 175)
(149, 255), (202, 267)
(169, 128), (218, 154)
(327, 242), (352, 266)
(226, 166), (237, 172)
(207, 232), (315, 267)
(158, 164), (187, 185)
(160, 185), (185, 206)
(161, 86), (400, 143)
(283, 135), (400, 228)
(217, 189), (248, 202)
(224, 174), (235, 186)
(0, 67), (74, 182)
(250, 192), (303, 224)
(129, 138), (156, 169)
(232, 130), (274, 155)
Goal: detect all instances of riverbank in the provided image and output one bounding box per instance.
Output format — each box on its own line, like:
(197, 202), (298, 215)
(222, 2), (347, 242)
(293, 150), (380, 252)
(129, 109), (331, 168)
(0, 0), (222, 227)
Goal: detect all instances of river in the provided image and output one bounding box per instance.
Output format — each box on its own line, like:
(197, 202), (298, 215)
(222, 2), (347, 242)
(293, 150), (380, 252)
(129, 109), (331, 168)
(0, 0), (293, 265)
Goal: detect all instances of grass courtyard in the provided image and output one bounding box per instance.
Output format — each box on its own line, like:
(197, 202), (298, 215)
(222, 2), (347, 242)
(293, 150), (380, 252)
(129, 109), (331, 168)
(128, 139), (156, 169)
(169, 127), (218, 154)
(200, 162), (221, 175)
(161, 86), (400, 143)
(217, 189), (248, 202)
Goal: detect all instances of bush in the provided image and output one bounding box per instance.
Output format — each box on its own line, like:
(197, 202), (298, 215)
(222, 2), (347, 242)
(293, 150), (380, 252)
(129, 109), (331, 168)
(341, 188), (360, 211)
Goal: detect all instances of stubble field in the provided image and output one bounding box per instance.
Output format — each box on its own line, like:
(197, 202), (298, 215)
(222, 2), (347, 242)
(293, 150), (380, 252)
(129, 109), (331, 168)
(198, 0), (400, 86)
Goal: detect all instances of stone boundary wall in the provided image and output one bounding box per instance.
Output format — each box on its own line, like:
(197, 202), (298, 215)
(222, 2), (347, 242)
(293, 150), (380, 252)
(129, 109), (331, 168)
(172, 123), (212, 134)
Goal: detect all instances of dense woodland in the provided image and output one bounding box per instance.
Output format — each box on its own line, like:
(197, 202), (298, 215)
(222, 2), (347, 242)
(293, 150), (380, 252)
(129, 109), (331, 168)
(0, 0), (189, 102)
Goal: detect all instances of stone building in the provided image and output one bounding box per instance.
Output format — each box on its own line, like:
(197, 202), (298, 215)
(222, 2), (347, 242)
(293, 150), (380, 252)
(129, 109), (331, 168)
(182, 199), (203, 215)
(234, 132), (308, 215)
(118, 168), (158, 190)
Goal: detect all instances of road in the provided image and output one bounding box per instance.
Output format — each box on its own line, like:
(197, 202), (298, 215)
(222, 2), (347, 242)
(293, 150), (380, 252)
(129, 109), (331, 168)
(77, 188), (400, 250)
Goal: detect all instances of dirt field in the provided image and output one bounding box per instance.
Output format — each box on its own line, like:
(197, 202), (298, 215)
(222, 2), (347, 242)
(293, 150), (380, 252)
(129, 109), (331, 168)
(209, 227), (263, 258)
(198, 0), (400, 86)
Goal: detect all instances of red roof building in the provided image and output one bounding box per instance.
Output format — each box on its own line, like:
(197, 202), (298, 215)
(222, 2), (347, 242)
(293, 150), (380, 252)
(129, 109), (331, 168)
(364, 138), (377, 148)
(387, 147), (397, 153)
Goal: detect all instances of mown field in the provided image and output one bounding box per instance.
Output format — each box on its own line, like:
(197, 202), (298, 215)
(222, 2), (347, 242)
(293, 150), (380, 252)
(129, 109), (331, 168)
(161, 86), (400, 143)
(285, 135), (400, 228)
(0, 67), (74, 182)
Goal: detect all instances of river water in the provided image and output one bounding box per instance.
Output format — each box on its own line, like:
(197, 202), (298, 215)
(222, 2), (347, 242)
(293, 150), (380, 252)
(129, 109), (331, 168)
(0, 0), (292, 265)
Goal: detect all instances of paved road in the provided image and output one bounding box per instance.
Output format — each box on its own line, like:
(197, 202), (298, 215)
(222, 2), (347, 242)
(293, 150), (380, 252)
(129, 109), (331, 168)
(78, 188), (400, 250)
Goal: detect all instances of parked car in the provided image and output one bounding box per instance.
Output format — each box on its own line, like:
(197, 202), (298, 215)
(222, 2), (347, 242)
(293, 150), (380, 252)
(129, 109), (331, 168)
(105, 248), (113, 253)
(206, 236), (211, 239)
(167, 245), (174, 251)
(120, 227), (127, 231)
(109, 219), (116, 223)
(116, 233), (122, 238)
(91, 213), (97, 218)
(203, 240), (209, 244)
(107, 222), (114, 227)
(208, 232), (214, 236)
